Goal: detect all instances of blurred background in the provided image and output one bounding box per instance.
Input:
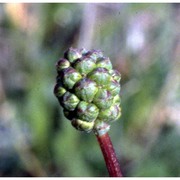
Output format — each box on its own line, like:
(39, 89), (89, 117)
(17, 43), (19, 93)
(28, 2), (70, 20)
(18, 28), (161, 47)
(0, 3), (180, 177)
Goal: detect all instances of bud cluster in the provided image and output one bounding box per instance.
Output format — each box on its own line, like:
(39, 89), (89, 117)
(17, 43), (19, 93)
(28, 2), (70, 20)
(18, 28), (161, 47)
(54, 47), (121, 132)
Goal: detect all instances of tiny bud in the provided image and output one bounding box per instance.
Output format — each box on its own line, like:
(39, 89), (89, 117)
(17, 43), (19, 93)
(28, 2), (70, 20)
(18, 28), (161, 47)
(60, 92), (80, 111)
(73, 57), (96, 76)
(113, 95), (121, 105)
(64, 47), (82, 63)
(96, 57), (112, 71)
(54, 83), (66, 98)
(71, 119), (94, 132)
(56, 58), (70, 72)
(74, 78), (98, 102)
(109, 69), (121, 82)
(86, 49), (104, 62)
(93, 89), (113, 109)
(76, 101), (99, 122)
(98, 105), (121, 122)
(88, 67), (111, 86)
(61, 67), (82, 90)
(106, 79), (120, 96)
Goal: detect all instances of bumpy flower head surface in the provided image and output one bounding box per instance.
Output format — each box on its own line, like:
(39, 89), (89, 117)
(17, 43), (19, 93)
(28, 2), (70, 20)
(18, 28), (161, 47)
(54, 47), (121, 133)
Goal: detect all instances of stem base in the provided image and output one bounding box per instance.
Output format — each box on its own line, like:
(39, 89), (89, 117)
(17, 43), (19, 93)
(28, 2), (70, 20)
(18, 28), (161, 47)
(96, 132), (123, 177)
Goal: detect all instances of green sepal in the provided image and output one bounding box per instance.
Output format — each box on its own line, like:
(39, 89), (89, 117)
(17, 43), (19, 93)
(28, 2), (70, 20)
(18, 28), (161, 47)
(93, 89), (113, 109)
(98, 105), (121, 122)
(74, 78), (98, 102)
(61, 67), (82, 90)
(76, 101), (99, 122)
(56, 58), (70, 72)
(64, 47), (82, 63)
(60, 91), (80, 111)
(87, 67), (111, 86)
(71, 119), (94, 132)
(96, 57), (112, 71)
(73, 57), (96, 76)
(54, 83), (66, 98)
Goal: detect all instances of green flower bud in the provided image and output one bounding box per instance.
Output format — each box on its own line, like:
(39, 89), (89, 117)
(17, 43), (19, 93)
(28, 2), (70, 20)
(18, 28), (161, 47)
(87, 67), (111, 86)
(96, 57), (112, 71)
(61, 92), (80, 111)
(64, 48), (82, 63)
(73, 57), (96, 76)
(105, 79), (120, 96)
(98, 105), (121, 122)
(74, 78), (98, 102)
(113, 94), (121, 105)
(56, 58), (70, 72)
(54, 83), (66, 98)
(76, 101), (99, 122)
(109, 69), (121, 82)
(93, 89), (113, 109)
(71, 119), (94, 132)
(86, 49), (103, 62)
(54, 47), (122, 133)
(61, 67), (82, 90)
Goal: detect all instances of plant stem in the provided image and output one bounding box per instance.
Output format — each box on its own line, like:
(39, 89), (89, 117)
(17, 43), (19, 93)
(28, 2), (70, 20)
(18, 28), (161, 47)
(94, 123), (123, 177)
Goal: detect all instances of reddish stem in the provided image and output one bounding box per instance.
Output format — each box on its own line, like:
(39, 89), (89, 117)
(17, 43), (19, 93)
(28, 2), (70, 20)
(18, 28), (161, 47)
(96, 132), (123, 177)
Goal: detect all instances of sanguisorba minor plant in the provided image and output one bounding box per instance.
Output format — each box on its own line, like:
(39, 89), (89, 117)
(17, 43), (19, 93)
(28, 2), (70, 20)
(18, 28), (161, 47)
(54, 47), (123, 177)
